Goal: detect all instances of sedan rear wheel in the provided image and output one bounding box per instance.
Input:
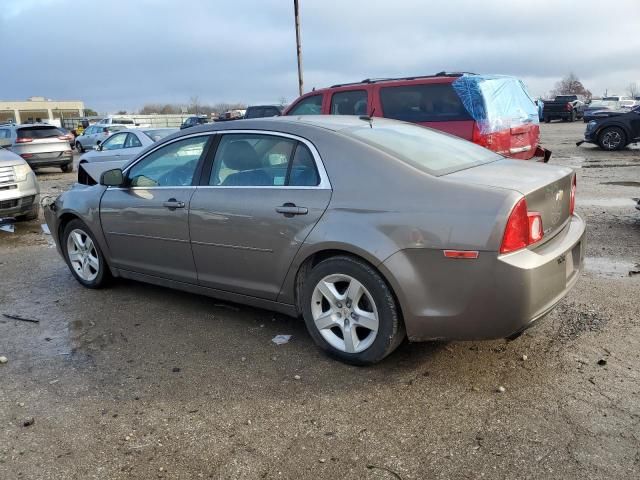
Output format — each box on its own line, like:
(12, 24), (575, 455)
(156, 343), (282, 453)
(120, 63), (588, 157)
(302, 256), (405, 365)
(76, 141), (84, 153)
(598, 127), (626, 151)
(62, 219), (110, 288)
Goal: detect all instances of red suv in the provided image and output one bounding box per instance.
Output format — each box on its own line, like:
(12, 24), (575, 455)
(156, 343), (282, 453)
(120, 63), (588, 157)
(284, 72), (549, 161)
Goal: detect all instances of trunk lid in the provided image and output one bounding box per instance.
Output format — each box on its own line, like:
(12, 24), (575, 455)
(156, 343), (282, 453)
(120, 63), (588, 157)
(447, 159), (574, 238)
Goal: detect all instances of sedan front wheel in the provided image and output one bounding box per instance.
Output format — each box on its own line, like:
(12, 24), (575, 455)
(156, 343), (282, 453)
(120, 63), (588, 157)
(62, 219), (110, 288)
(301, 256), (405, 365)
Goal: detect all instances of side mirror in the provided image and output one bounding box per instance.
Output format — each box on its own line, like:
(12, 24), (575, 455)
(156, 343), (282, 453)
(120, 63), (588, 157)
(100, 168), (124, 187)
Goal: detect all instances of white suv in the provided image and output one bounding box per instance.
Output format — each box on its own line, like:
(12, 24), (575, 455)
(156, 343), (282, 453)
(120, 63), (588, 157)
(0, 146), (40, 220)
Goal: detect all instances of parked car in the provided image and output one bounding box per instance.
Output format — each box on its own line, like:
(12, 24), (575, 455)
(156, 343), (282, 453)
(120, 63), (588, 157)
(0, 145), (40, 220)
(98, 116), (136, 127)
(216, 110), (246, 121)
(44, 116), (584, 365)
(542, 95), (585, 123)
(180, 115), (209, 130)
(284, 72), (548, 161)
(618, 99), (639, 111)
(582, 100), (620, 123)
(0, 123), (74, 172)
(244, 105), (284, 119)
(79, 128), (177, 164)
(75, 124), (126, 153)
(578, 105), (640, 150)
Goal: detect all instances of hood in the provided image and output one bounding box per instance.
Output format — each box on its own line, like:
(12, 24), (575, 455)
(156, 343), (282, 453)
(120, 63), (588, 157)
(0, 147), (26, 167)
(78, 159), (128, 185)
(588, 110), (626, 119)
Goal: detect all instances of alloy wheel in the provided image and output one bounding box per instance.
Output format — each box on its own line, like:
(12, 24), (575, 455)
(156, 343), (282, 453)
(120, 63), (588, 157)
(602, 130), (622, 149)
(311, 274), (379, 353)
(66, 228), (99, 282)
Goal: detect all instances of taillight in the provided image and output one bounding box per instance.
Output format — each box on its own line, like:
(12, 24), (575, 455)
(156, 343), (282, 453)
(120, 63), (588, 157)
(57, 135), (69, 141)
(569, 175), (576, 215)
(16, 137), (32, 143)
(20, 153), (33, 159)
(500, 197), (544, 254)
(566, 103), (572, 111)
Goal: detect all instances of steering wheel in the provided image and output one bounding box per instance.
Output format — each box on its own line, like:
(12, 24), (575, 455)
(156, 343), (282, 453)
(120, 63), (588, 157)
(158, 163), (194, 186)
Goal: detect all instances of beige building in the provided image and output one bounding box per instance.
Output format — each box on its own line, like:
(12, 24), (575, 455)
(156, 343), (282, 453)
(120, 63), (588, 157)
(0, 96), (85, 124)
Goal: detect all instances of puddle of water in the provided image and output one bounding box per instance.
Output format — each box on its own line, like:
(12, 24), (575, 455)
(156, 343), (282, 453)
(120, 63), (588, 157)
(584, 257), (638, 278)
(600, 181), (640, 187)
(576, 198), (636, 208)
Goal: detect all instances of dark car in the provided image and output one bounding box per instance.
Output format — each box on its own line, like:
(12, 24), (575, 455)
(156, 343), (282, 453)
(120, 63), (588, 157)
(579, 105), (640, 150)
(244, 105), (283, 119)
(180, 115), (209, 130)
(284, 72), (549, 161)
(44, 116), (584, 365)
(542, 95), (585, 123)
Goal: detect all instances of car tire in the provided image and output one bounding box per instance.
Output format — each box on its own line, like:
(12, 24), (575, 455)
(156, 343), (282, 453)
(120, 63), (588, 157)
(61, 162), (73, 173)
(301, 255), (405, 365)
(62, 219), (111, 288)
(598, 127), (627, 151)
(76, 141), (84, 153)
(544, 116), (550, 123)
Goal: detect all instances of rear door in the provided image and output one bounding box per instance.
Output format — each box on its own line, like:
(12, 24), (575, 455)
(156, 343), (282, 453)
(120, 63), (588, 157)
(377, 82), (474, 139)
(100, 134), (213, 283)
(189, 131), (331, 300)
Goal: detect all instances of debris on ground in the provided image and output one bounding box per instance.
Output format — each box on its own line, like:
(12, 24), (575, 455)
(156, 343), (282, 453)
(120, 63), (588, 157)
(597, 359), (607, 366)
(22, 417), (35, 427)
(496, 386), (506, 393)
(522, 354), (528, 361)
(3, 313), (41, 324)
(214, 303), (240, 312)
(41, 224), (51, 235)
(172, 367), (181, 373)
(0, 356), (7, 364)
(0, 223), (15, 233)
(366, 464), (403, 479)
(294, 375), (301, 380)
(272, 334), (292, 345)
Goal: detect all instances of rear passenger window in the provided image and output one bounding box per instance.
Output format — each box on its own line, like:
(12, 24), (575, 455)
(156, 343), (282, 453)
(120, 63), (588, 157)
(380, 84), (472, 122)
(288, 94), (323, 115)
(210, 134), (319, 187)
(125, 133), (142, 148)
(330, 90), (368, 115)
(289, 144), (319, 186)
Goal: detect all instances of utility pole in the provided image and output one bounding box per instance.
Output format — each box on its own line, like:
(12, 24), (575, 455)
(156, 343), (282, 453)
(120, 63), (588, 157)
(294, 0), (304, 96)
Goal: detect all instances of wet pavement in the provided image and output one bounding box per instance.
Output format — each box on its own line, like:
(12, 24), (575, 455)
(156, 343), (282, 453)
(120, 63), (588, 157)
(1, 122), (639, 479)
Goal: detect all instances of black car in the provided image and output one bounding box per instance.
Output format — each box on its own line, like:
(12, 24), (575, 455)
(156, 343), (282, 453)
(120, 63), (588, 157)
(180, 115), (209, 129)
(579, 106), (640, 150)
(243, 105), (283, 119)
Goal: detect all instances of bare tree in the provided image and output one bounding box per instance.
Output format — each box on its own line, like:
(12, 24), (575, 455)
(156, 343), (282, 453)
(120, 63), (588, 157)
(189, 96), (200, 115)
(627, 82), (639, 99)
(550, 73), (592, 100)
(278, 96), (288, 107)
(116, 110), (127, 115)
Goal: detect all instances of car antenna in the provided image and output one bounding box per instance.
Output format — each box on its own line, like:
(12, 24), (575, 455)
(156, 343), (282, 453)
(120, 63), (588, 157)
(359, 108), (375, 128)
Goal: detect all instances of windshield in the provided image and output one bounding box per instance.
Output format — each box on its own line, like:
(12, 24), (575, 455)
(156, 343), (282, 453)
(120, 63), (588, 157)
(345, 122), (500, 176)
(589, 100), (617, 109)
(143, 129), (178, 142)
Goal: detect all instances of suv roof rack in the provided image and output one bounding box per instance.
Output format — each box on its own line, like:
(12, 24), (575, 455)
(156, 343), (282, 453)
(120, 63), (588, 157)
(330, 71), (476, 88)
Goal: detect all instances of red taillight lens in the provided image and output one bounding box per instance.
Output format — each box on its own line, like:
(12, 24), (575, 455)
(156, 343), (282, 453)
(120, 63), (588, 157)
(57, 135), (69, 141)
(569, 175), (576, 215)
(500, 198), (545, 254)
(20, 153), (33, 159)
(16, 137), (32, 143)
(566, 103), (572, 111)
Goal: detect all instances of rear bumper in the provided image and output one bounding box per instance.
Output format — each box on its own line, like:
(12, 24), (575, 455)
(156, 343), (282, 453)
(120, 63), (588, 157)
(24, 152), (73, 167)
(381, 214), (586, 341)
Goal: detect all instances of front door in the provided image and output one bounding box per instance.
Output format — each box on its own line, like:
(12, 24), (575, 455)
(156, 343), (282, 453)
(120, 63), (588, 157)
(100, 134), (212, 283)
(189, 132), (331, 300)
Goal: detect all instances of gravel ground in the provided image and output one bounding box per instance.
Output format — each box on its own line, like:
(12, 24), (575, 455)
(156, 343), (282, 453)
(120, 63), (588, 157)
(1, 122), (639, 479)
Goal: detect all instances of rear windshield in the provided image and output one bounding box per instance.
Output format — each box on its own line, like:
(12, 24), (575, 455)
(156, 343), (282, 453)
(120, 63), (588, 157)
(345, 122), (499, 176)
(17, 126), (63, 139)
(143, 129), (177, 142)
(380, 83), (472, 122)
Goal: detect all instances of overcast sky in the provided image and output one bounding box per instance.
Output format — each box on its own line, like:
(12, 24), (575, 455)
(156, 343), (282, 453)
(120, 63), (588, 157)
(2, 0), (639, 113)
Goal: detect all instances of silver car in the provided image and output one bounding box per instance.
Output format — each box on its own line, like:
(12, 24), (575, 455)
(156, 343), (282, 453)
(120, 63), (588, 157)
(0, 146), (40, 220)
(0, 123), (73, 172)
(44, 116), (586, 365)
(75, 124), (127, 153)
(79, 128), (178, 164)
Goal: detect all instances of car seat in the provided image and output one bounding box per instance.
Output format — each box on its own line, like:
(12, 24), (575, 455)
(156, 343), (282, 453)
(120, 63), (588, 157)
(221, 141), (271, 186)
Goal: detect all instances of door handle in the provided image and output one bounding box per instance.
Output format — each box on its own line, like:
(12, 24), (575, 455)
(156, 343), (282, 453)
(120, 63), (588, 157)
(276, 203), (308, 217)
(163, 198), (185, 210)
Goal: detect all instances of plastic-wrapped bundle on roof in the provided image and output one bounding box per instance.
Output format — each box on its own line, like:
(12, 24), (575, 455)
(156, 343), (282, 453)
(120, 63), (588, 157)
(452, 74), (539, 135)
